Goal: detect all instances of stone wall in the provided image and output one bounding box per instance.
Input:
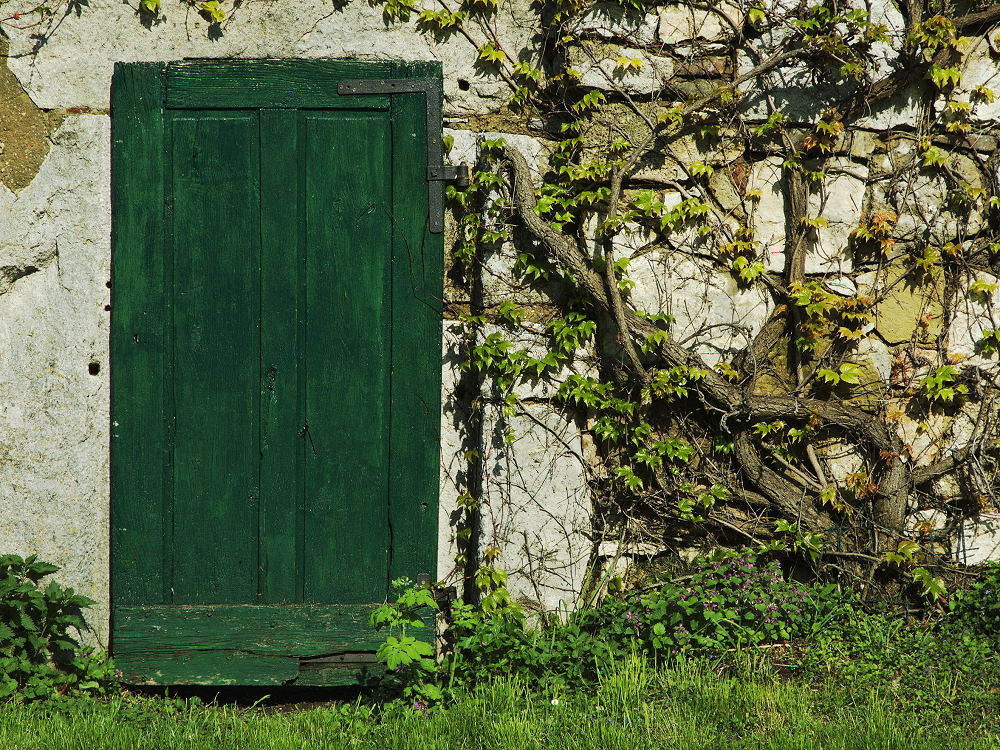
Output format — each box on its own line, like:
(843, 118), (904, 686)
(2, 0), (1000, 642)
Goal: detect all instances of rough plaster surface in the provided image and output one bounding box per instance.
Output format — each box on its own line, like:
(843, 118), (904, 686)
(0, 115), (111, 645)
(4, 0), (537, 114)
(438, 321), (468, 584)
(438, 318), (596, 607)
(479, 402), (591, 615)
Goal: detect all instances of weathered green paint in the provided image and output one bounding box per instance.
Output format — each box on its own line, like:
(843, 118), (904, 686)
(259, 108), (302, 606)
(303, 110), (392, 605)
(164, 60), (392, 110)
(113, 604), (384, 656)
(388, 62), (443, 583)
(110, 62), (168, 607)
(111, 60), (443, 685)
(171, 110), (262, 605)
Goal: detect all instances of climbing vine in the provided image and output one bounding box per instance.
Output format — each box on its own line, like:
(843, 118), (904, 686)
(426, 0), (1000, 604)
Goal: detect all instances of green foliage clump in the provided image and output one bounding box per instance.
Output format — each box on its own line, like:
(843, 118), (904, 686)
(800, 610), (1000, 721)
(0, 554), (112, 701)
(585, 552), (845, 652)
(949, 561), (1000, 635)
(440, 552), (847, 693)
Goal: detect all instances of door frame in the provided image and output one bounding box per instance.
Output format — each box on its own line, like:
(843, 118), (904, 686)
(109, 59), (443, 685)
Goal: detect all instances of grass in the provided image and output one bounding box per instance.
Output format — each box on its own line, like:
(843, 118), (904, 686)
(2, 652), (996, 750)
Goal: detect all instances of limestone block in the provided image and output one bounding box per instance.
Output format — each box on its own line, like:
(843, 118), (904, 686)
(479, 403), (592, 615)
(570, 3), (659, 46)
(628, 248), (771, 366)
(956, 514), (1000, 566)
(739, 0), (911, 124)
(806, 158), (868, 273)
(0, 115), (111, 645)
(952, 35), (1000, 123)
(632, 133), (744, 184)
(577, 48), (675, 95)
(658, 2), (742, 45)
(4, 0), (540, 115)
(947, 271), (1000, 371)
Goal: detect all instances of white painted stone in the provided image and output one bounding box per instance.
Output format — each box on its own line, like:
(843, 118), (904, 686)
(885, 157), (986, 245)
(578, 48), (675, 95)
(479, 402), (591, 615)
(894, 408), (949, 466)
(907, 508), (947, 534)
(658, 2), (742, 45)
(749, 156), (866, 274)
(571, 3), (659, 46)
(943, 401), (989, 459)
(823, 275), (857, 297)
(5, 0), (539, 115)
(597, 540), (666, 557)
(855, 335), (893, 383)
(747, 157), (786, 266)
(956, 514), (1000, 566)
(0, 115), (111, 645)
(818, 440), (866, 485)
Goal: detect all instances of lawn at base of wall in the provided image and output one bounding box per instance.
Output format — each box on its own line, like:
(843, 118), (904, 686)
(1, 657), (996, 750)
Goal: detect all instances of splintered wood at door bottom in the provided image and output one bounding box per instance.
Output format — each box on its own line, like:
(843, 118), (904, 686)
(112, 604), (411, 686)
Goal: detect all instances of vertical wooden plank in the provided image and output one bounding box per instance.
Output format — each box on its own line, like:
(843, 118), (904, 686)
(387, 62), (443, 583)
(169, 111), (261, 604)
(110, 62), (168, 607)
(303, 111), (392, 604)
(259, 109), (302, 604)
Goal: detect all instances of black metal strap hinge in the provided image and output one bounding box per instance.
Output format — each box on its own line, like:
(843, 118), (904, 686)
(338, 78), (470, 234)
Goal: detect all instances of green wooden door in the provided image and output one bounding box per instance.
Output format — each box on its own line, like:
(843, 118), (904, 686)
(110, 61), (442, 686)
